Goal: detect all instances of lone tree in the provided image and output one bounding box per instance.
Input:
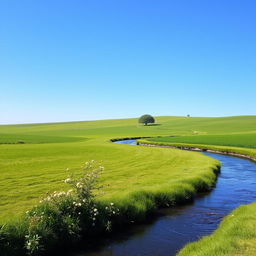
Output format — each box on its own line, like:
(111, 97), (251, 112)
(138, 114), (155, 126)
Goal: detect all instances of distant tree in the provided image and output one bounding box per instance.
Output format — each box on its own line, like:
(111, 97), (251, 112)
(138, 114), (155, 126)
(187, 114), (190, 117)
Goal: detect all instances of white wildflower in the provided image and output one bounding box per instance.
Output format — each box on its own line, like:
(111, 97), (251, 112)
(76, 182), (83, 188)
(67, 189), (73, 195)
(64, 178), (71, 184)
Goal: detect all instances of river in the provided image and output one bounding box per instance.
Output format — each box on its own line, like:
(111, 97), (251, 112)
(71, 139), (256, 256)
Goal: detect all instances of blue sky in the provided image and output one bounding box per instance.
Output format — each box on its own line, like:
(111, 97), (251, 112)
(1, 0), (255, 124)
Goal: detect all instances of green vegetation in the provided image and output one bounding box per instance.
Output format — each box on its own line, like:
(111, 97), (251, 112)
(0, 115), (256, 255)
(0, 133), (85, 144)
(147, 133), (256, 148)
(138, 114), (155, 125)
(138, 139), (256, 160)
(22, 161), (120, 256)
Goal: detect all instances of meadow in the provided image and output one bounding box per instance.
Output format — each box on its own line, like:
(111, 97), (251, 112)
(147, 133), (256, 148)
(0, 115), (256, 255)
(0, 116), (223, 222)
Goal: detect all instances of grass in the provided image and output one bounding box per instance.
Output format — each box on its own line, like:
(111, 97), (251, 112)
(0, 133), (86, 144)
(0, 137), (219, 223)
(138, 139), (256, 160)
(0, 115), (256, 255)
(0, 115), (224, 222)
(147, 133), (256, 148)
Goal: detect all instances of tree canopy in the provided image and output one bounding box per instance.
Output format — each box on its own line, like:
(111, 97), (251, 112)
(138, 114), (155, 126)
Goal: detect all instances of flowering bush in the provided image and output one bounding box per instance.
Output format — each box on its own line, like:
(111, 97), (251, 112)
(24, 161), (119, 256)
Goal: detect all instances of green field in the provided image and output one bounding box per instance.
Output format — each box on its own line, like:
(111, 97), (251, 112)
(0, 115), (256, 255)
(0, 116), (223, 222)
(148, 133), (256, 148)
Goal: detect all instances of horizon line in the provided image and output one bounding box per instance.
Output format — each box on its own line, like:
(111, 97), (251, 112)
(1, 115), (255, 126)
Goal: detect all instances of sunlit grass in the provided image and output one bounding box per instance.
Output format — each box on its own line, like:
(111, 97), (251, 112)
(148, 133), (256, 148)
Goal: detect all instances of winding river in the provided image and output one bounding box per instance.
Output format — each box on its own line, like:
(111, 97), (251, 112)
(72, 139), (256, 256)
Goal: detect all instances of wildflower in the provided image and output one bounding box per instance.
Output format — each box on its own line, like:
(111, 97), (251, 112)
(64, 178), (71, 184)
(76, 182), (83, 188)
(110, 202), (114, 206)
(67, 189), (73, 195)
(105, 221), (111, 231)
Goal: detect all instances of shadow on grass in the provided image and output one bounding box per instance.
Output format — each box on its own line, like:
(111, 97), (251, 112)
(144, 124), (161, 126)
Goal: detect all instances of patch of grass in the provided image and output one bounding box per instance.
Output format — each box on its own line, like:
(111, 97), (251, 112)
(0, 133), (86, 144)
(138, 139), (256, 160)
(147, 133), (256, 148)
(177, 202), (256, 256)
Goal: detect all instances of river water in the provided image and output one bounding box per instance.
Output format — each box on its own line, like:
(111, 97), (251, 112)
(72, 139), (256, 256)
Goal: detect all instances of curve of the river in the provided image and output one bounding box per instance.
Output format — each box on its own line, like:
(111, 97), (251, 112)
(72, 139), (256, 256)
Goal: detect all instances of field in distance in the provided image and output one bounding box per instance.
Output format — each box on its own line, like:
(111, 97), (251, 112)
(0, 115), (255, 222)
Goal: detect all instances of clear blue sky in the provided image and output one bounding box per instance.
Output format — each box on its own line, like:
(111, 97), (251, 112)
(1, 0), (255, 124)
